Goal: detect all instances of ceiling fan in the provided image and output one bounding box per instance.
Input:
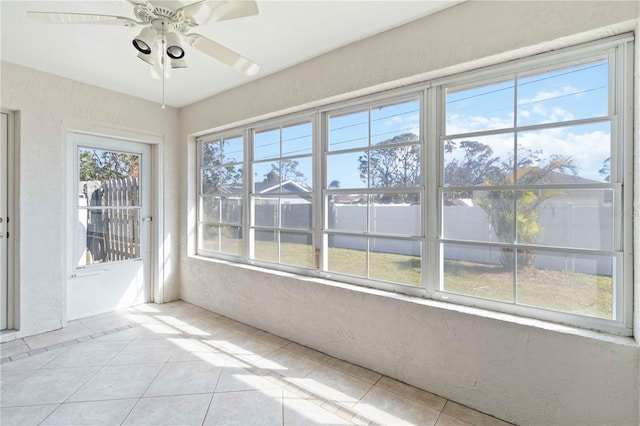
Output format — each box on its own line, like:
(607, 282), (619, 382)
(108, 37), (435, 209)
(27, 0), (260, 80)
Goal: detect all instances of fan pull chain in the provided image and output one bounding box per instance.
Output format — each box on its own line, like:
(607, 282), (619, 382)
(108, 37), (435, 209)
(161, 21), (166, 109)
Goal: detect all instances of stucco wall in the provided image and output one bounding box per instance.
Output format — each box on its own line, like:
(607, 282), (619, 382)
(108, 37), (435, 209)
(179, 1), (640, 425)
(0, 62), (181, 337)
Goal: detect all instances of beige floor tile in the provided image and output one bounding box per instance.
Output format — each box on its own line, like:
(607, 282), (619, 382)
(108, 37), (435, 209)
(144, 360), (222, 397)
(107, 339), (178, 365)
(78, 311), (135, 333)
(442, 401), (511, 426)
(215, 367), (281, 393)
(204, 389), (283, 425)
(436, 413), (474, 426)
(377, 376), (446, 411)
(283, 396), (352, 425)
(208, 332), (280, 357)
(23, 322), (93, 350)
(0, 366), (99, 406)
(0, 369), (36, 390)
(92, 327), (144, 342)
(43, 340), (129, 368)
(353, 385), (440, 426)
(1, 347), (68, 372)
(124, 394), (213, 426)
(289, 364), (374, 407)
(1, 404), (59, 425)
(283, 342), (331, 364)
(324, 357), (382, 384)
(41, 398), (138, 425)
(265, 348), (322, 378)
(169, 350), (251, 368)
(68, 363), (163, 402)
(250, 329), (291, 347)
(0, 339), (30, 359)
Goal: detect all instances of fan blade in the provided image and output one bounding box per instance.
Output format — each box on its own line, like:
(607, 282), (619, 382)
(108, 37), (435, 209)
(27, 12), (139, 27)
(177, 0), (258, 26)
(186, 33), (259, 76)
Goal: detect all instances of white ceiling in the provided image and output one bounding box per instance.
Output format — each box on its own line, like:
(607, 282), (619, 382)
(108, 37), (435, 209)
(1, 0), (463, 108)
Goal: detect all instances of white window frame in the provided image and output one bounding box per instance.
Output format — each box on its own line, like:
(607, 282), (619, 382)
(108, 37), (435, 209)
(196, 130), (246, 260)
(193, 34), (633, 335)
(248, 114), (317, 272)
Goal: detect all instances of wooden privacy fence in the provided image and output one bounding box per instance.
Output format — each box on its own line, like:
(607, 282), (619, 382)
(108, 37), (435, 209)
(87, 177), (140, 262)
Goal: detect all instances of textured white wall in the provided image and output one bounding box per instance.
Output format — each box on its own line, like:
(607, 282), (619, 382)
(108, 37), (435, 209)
(179, 1), (640, 425)
(0, 62), (181, 337)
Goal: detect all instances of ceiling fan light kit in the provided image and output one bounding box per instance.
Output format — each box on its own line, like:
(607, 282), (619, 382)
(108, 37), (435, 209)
(27, 0), (260, 108)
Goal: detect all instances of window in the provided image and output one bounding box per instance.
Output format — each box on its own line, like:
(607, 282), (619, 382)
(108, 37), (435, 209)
(323, 97), (423, 287)
(250, 119), (315, 268)
(195, 36), (633, 334)
(197, 133), (244, 257)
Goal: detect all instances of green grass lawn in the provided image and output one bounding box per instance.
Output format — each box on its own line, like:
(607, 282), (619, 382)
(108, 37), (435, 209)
(202, 236), (612, 319)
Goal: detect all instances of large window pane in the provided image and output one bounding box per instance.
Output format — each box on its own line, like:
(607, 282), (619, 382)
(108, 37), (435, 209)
(220, 226), (242, 256)
(367, 145), (421, 188)
(516, 189), (613, 251)
(516, 249), (613, 319)
(327, 151), (368, 189)
(442, 243), (515, 302)
(198, 224), (219, 253)
(282, 122), (312, 157)
(327, 194), (367, 233)
(443, 190), (514, 243)
(254, 196), (278, 227)
(202, 166), (243, 195)
(517, 59), (608, 127)
(517, 122), (611, 184)
(329, 110), (368, 151)
(221, 197), (243, 225)
(280, 157), (312, 190)
(370, 99), (420, 145)
(254, 128), (280, 161)
(327, 235), (366, 278)
(253, 161), (280, 192)
(200, 196), (221, 223)
(222, 136), (244, 164)
(370, 194), (420, 236)
(281, 195), (312, 230)
(369, 238), (421, 286)
(446, 79), (514, 135)
(254, 230), (278, 263)
(444, 135), (514, 187)
(280, 232), (313, 268)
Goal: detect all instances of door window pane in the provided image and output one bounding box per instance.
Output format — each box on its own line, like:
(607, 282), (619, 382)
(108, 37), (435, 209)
(78, 148), (142, 266)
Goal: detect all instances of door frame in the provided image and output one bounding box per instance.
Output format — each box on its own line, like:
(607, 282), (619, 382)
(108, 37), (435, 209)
(0, 109), (17, 332)
(64, 120), (164, 325)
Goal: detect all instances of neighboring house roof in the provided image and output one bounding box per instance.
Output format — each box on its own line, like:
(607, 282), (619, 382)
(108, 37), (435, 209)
(221, 180), (311, 200)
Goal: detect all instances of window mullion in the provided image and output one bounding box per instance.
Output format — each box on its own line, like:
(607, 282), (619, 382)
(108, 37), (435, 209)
(426, 86), (439, 294)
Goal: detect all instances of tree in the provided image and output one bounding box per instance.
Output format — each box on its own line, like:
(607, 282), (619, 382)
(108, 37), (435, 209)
(263, 159), (308, 188)
(79, 149), (139, 181)
(444, 140), (502, 198)
(329, 180), (341, 189)
(478, 152), (576, 269)
(357, 133), (420, 202)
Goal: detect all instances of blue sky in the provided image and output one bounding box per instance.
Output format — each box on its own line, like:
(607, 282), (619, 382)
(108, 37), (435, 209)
(214, 57), (611, 190)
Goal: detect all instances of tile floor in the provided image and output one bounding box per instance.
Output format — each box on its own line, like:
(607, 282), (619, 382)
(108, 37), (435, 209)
(0, 301), (511, 426)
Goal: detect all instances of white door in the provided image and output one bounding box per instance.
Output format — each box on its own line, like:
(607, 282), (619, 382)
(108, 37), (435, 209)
(68, 132), (152, 320)
(0, 113), (8, 330)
